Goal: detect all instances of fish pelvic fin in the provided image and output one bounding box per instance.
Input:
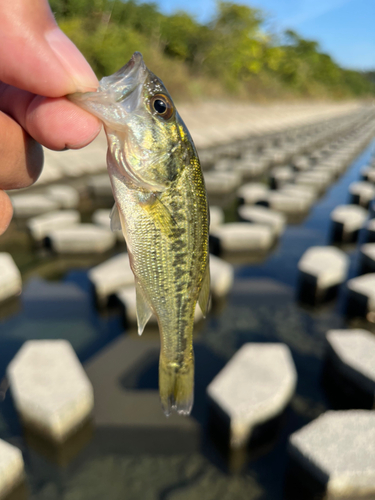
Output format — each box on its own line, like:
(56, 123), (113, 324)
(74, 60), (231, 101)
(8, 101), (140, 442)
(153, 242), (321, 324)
(159, 352), (194, 417)
(110, 203), (122, 231)
(135, 281), (153, 336)
(198, 262), (210, 318)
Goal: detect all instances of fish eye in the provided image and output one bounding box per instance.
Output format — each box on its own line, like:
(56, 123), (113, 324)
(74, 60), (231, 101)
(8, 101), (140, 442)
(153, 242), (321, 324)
(150, 94), (173, 120)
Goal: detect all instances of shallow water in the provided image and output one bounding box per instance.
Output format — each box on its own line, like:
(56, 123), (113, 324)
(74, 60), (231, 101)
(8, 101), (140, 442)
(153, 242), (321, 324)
(0, 139), (374, 500)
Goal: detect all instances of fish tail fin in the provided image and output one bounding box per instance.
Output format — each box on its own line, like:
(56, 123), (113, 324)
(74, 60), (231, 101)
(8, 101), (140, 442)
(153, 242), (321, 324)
(159, 352), (194, 417)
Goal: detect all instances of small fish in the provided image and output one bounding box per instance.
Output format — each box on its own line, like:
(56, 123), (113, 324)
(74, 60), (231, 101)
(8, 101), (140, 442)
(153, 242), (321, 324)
(69, 52), (210, 416)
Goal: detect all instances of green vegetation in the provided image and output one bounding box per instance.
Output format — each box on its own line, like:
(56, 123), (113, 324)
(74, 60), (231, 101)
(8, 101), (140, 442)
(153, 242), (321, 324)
(50, 0), (375, 101)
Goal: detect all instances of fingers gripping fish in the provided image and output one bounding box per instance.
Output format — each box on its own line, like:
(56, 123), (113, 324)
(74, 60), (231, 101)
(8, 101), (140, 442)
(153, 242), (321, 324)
(69, 53), (210, 416)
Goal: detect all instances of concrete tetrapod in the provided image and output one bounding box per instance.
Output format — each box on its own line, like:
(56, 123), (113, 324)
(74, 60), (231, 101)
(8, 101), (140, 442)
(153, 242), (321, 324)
(26, 210), (80, 242)
(297, 246), (349, 304)
(207, 343), (297, 449)
(7, 340), (94, 443)
(359, 243), (375, 274)
(210, 223), (274, 254)
(238, 205), (286, 237)
(288, 410), (375, 499)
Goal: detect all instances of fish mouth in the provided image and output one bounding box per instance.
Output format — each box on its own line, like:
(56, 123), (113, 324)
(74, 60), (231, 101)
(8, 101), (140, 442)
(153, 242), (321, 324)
(67, 52), (148, 124)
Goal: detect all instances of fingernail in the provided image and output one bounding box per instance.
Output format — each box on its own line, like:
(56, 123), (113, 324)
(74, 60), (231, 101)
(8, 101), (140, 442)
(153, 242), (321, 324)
(46, 28), (99, 92)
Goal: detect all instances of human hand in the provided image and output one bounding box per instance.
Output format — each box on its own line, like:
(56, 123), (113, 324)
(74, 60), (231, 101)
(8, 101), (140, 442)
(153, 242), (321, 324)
(0, 0), (101, 234)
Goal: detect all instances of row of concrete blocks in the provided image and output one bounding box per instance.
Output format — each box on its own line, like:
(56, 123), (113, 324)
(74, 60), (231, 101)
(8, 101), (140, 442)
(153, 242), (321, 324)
(3, 326), (375, 499)
(200, 108), (374, 173)
(205, 118), (375, 213)
(204, 111), (375, 189)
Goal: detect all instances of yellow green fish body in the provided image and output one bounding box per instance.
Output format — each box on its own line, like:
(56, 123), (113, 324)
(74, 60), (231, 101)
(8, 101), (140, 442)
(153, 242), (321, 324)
(69, 53), (209, 416)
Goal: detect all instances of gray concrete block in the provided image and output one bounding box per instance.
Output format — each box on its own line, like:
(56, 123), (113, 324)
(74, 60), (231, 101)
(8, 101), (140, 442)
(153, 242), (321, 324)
(279, 184), (317, 204)
(298, 246), (349, 303)
(259, 191), (312, 215)
(210, 223), (274, 253)
(289, 410), (375, 499)
(26, 210), (80, 241)
(295, 170), (331, 194)
(326, 329), (375, 396)
(209, 254), (234, 298)
(45, 185), (80, 209)
(237, 183), (269, 205)
(270, 166), (295, 189)
(330, 205), (368, 243)
(209, 206), (224, 230)
(47, 224), (116, 254)
(88, 253), (134, 302)
(360, 243), (375, 273)
(10, 194), (59, 218)
(349, 181), (375, 208)
(7, 340), (94, 443)
(204, 171), (242, 197)
(238, 205), (286, 236)
(346, 273), (375, 317)
(207, 343), (296, 447)
(87, 174), (113, 198)
(0, 253), (22, 303)
(360, 165), (375, 183)
(0, 439), (24, 499)
(366, 218), (375, 243)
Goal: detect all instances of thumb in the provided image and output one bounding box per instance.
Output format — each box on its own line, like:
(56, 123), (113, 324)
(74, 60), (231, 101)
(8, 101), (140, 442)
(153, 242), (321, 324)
(0, 0), (98, 97)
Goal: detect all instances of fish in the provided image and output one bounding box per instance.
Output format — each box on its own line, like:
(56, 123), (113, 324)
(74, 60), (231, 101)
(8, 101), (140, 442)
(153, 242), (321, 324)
(68, 52), (210, 416)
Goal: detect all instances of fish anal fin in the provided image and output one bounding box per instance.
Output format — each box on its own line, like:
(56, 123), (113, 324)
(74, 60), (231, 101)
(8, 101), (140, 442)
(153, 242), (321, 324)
(198, 262), (211, 318)
(142, 195), (178, 237)
(110, 203), (122, 231)
(135, 281), (153, 336)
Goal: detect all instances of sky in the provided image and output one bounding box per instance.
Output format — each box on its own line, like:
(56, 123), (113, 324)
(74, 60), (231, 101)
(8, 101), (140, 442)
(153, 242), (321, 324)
(153, 0), (375, 71)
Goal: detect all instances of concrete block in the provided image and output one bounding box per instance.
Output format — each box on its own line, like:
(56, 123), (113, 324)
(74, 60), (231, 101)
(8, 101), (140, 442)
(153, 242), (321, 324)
(204, 171), (242, 197)
(346, 273), (375, 318)
(258, 191), (311, 215)
(270, 166), (295, 189)
(88, 253), (134, 303)
(87, 174), (113, 198)
(295, 170), (331, 194)
(297, 246), (349, 304)
(349, 181), (375, 208)
(279, 184), (316, 204)
(209, 206), (224, 230)
(26, 210), (80, 241)
(207, 343), (296, 447)
(330, 205), (368, 243)
(7, 340), (94, 443)
(325, 329), (375, 408)
(10, 194), (59, 218)
(238, 205), (286, 237)
(45, 185), (80, 209)
(289, 410), (375, 499)
(46, 224), (116, 254)
(0, 253), (22, 303)
(360, 165), (375, 183)
(366, 218), (375, 243)
(237, 183), (269, 205)
(209, 254), (234, 298)
(360, 243), (375, 273)
(210, 223), (274, 253)
(0, 440), (24, 499)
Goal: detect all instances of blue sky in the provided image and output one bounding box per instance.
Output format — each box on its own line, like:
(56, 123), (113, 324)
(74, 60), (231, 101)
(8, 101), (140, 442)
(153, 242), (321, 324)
(153, 0), (375, 71)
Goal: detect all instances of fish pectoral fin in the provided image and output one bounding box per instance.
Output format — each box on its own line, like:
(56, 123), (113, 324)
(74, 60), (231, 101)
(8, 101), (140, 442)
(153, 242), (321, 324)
(198, 262), (211, 318)
(110, 203), (122, 231)
(135, 281), (153, 336)
(143, 195), (178, 237)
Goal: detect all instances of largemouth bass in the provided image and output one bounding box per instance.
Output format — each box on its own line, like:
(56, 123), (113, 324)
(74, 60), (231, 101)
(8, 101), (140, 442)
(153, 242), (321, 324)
(69, 52), (210, 416)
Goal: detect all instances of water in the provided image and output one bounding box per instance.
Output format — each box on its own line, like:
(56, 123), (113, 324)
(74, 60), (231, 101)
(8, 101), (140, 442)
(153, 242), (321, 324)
(0, 140), (374, 500)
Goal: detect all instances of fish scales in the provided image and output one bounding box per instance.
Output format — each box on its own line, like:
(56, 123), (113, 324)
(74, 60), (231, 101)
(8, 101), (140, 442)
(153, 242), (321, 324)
(69, 52), (209, 416)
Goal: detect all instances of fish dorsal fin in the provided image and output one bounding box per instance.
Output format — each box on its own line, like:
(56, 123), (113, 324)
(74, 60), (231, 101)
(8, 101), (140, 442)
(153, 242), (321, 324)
(143, 195), (178, 237)
(110, 203), (122, 231)
(198, 262), (211, 318)
(135, 281), (153, 336)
